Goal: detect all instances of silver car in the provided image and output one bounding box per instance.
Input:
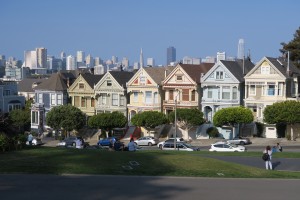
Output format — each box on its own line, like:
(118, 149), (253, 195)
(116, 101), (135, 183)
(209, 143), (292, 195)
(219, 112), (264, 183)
(227, 137), (252, 145)
(134, 136), (159, 146)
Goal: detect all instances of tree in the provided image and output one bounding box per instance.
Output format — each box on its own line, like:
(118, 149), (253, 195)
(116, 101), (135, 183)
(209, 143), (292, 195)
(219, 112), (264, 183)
(168, 108), (205, 138)
(213, 106), (253, 137)
(131, 111), (168, 129)
(88, 111), (127, 137)
(280, 26), (300, 68)
(46, 104), (86, 137)
(264, 100), (300, 140)
(8, 109), (30, 133)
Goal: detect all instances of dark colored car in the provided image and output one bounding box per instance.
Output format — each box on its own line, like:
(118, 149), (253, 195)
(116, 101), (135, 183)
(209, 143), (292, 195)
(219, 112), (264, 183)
(56, 136), (87, 147)
(97, 137), (118, 146)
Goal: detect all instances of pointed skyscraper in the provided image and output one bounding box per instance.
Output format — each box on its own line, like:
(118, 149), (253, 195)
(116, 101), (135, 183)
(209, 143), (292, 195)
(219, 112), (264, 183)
(140, 48), (144, 68)
(237, 39), (245, 59)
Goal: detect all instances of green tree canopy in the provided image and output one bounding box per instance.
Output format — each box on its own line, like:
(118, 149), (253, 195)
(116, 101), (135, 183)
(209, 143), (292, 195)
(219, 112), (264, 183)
(213, 106), (253, 127)
(168, 108), (205, 130)
(264, 100), (300, 139)
(131, 111), (168, 129)
(280, 26), (300, 68)
(88, 111), (127, 131)
(46, 104), (86, 134)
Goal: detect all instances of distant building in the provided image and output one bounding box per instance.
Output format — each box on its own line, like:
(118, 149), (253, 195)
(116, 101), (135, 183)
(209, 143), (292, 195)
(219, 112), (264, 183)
(94, 64), (105, 75)
(86, 54), (94, 68)
(183, 56), (201, 64)
(147, 58), (155, 67)
(77, 51), (85, 63)
(237, 38), (245, 59)
(140, 48), (144, 68)
(167, 46), (176, 65)
(66, 55), (77, 70)
(122, 57), (129, 69)
(217, 52), (226, 62)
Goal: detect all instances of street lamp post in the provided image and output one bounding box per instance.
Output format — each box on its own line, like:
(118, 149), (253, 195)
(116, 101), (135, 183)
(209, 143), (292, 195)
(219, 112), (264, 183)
(174, 98), (177, 150)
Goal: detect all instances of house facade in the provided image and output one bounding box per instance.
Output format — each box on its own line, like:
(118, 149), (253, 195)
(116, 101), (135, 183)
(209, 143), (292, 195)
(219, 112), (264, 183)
(68, 73), (103, 117)
(127, 66), (174, 121)
(30, 73), (72, 134)
(94, 71), (134, 117)
(244, 56), (300, 138)
(201, 59), (254, 122)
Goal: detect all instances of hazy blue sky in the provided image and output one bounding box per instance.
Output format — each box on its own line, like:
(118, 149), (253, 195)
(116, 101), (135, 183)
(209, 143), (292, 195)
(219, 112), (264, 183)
(1, 0), (300, 65)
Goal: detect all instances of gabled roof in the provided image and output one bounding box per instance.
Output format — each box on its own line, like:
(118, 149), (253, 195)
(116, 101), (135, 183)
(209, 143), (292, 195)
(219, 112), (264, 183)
(179, 63), (214, 83)
(266, 57), (300, 77)
(220, 59), (254, 82)
(18, 78), (44, 92)
(81, 73), (104, 88)
(109, 71), (135, 87)
(34, 73), (68, 91)
(143, 66), (175, 85)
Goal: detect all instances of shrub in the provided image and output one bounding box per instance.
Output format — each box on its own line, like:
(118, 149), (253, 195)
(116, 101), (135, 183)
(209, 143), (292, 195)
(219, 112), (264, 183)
(206, 127), (219, 138)
(0, 133), (9, 152)
(255, 122), (264, 137)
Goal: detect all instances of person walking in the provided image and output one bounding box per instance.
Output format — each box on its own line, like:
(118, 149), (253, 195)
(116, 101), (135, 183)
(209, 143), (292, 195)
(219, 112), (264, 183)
(263, 145), (272, 170)
(27, 133), (33, 146)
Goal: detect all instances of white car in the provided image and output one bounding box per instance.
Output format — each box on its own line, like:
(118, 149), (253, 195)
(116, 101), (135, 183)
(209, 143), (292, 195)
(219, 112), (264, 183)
(209, 141), (246, 152)
(157, 137), (184, 149)
(26, 138), (43, 146)
(134, 136), (159, 146)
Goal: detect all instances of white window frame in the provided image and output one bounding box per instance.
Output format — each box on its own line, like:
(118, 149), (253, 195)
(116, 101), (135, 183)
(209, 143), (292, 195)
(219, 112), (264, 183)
(57, 94), (62, 105)
(222, 86), (230, 99)
(216, 71), (224, 80)
(154, 92), (158, 104)
(232, 87), (238, 99)
(133, 92), (138, 102)
(38, 93), (43, 103)
(32, 111), (39, 125)
(145, 91), (152, 104)
(207, 87), (213, 98)
(51, 94), (56, 105)
(249, 85), (256, 96)
(112, 94), (118, 106)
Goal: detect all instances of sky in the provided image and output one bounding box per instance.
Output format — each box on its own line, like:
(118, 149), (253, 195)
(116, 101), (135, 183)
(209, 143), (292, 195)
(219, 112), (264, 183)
(1, 0), (300, 65)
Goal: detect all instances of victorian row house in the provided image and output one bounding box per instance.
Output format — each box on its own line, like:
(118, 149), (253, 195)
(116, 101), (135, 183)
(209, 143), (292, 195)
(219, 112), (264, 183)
(244, 56), (300, 138)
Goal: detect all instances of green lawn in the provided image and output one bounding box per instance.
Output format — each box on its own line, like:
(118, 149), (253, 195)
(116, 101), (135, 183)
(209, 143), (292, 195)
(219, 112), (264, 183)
(1, 146), (300, 179)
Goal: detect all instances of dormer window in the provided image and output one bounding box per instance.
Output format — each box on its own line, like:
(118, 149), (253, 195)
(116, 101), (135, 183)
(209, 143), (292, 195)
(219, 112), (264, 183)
(176, 75), (183, 81)
(107, 80), (112, 86)
(79, 83), (84, 89)
(140, 76), (145, 85)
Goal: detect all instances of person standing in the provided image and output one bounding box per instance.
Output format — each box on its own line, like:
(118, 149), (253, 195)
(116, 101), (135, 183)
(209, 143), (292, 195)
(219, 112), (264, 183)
(263, 145), (272, 170)
(128, 138), (137, 152)
(27, 133), (33, 146)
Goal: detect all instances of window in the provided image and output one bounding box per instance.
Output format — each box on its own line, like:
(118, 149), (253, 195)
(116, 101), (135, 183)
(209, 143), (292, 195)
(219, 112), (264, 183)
(32, 111), (39, 124)
(249, 85), (255, 95)
(38, 93), (43, 103)
(208, 87), (213, 98)
(169, 90), (174, 100)
(4, 90), (10, 96)
(191, 90), (196, 101)
(216, 71), (224, 80)
(182, 89), (189, 101)
(74, 96), (80, 107)
(51, 94), (56, 105)
(81, 97), (86, 107)
(154, 92), (158, 104)
(9, 104), (21, 112)
(140, 76), (145, 84)
(79, 83), (84, 89)
(145, 91), (152, 104)
(133, 92), (138, 102)
(57, 94), (62, 105)
(91, 98), (95, 107)
(261, 66), (270, 74)
(176, 75), (183, 81)
(107, 80), (112, 86)
(112, 94), (118, 106)
(101, 94), (107, 105)
(232, 87), (238, 99)
(120, 96), (125, 106)
(222, 86), (230, 99)
(267, 84), (275, 96)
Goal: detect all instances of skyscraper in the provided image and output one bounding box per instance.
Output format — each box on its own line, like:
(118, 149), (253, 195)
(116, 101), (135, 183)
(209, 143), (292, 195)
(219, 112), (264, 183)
(237, 39), (245, 59)
(147, 58), (155, 67)
(140, 48), (144, 68)
(167, 46), (176, 65)
(66, 55), (77, 70)
(77, 51), (85, 63)
(36, 47), (47, 68)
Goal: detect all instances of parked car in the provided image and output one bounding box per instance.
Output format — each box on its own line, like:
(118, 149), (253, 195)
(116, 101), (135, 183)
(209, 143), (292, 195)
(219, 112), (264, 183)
(134, 136), (159, 146)
(57, 136), (87, 147)
(161, 142), (200, 151)
(97, 137), (118, 146)
(209, 141), (246, 152)
(227, 137), (252, 145)
(26, 138), (42, 146)
(157, 137), (184, 149)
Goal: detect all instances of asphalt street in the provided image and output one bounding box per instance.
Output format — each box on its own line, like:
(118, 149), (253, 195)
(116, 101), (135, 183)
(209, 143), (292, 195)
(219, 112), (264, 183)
(1, 174), (300, 200)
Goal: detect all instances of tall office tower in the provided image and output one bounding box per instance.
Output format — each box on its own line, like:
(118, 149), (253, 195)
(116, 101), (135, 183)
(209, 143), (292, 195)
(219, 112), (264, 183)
(122, 57), (129, 68)
(94, 57), (103, 66)
(36, 47), (47, 68)
(217, 52), (226, 62)
(77, 51), (85, 63)
(237, 39), (245, 59)
(133, 62), (139, 70)
(66, 55), (77, 70)
(167, 46), (176, 65)
(0, 55), (6, 67)
(140, 48), (144, 68)
(86, 54), (94, 68)
(60, 51), (66, 59)
(147, 58), (155, 67)
(94, 64), (105, 75)
(112, 56), (118, 64)
(24, 50), (37, 69)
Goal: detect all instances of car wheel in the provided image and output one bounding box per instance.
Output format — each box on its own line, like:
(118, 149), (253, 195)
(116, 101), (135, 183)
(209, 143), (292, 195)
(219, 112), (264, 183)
(148, 142), (152, 146)
(240, 141), (245, 145)
(159, 144), (162, 149)
(234, 150), (238, 152)
(72, 142), (76, 147)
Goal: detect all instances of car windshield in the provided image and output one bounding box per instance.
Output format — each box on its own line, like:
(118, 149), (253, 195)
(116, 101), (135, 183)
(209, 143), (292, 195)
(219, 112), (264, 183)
(182, 143), (192, 148)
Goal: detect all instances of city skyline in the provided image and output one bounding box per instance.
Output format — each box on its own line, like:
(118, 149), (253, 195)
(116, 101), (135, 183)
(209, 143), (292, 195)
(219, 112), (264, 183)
(1, 0), (300, 65)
